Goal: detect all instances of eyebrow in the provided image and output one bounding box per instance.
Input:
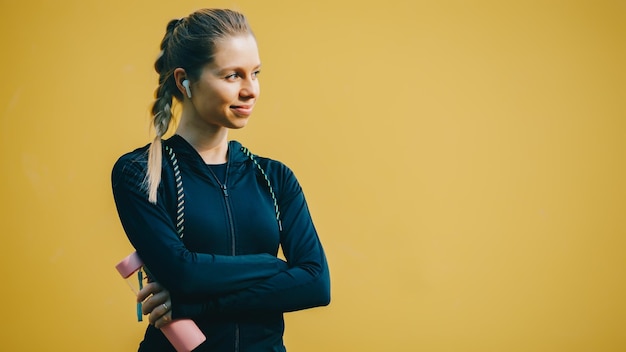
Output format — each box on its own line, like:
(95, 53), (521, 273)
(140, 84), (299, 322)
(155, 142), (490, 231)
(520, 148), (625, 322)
(217, 63), (262, 74)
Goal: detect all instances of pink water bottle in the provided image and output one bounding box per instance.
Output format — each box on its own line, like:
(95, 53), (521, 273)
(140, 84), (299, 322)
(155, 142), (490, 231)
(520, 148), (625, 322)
(116, 252), (206, 352)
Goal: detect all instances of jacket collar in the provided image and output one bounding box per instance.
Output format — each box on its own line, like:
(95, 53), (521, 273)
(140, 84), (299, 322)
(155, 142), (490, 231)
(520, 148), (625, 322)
(165, 134), (248, 164)
(163, 135), (251, 185)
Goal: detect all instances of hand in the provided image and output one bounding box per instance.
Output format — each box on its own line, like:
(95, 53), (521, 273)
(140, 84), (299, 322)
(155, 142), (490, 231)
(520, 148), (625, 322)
(137, 281), (173, 329)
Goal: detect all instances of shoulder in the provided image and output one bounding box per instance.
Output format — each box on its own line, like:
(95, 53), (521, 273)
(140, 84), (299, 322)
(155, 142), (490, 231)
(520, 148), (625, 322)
(111, 144), (150, 186)
(254, 156), (294, 179)
(235, 142), (294, 179)
(234, 142), (302, 196)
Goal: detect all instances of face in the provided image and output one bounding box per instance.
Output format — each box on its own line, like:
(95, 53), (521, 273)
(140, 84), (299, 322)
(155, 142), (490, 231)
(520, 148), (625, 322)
(185, 34), (261, 130)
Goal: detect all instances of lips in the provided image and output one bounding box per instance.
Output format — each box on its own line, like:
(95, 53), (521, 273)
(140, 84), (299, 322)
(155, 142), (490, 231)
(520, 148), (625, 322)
(230, 104), (254, 116)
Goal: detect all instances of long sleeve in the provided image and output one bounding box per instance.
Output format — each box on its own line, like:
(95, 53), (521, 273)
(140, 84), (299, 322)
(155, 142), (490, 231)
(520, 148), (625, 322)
(111, 151), (288, 298)
(173, 162), (330, 318)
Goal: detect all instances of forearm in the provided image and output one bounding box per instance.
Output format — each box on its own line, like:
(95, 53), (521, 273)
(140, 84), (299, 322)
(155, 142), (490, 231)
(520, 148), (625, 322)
(172, 248), (330, 319)
(143, 249), (289, 298)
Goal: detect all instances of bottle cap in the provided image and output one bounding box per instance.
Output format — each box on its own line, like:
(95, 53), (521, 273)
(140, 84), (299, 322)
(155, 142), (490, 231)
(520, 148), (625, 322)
(115, 251), (144, 279)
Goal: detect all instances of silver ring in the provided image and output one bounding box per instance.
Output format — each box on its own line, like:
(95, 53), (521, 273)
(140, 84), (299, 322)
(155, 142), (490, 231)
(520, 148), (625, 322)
(162, 303), (168, 311)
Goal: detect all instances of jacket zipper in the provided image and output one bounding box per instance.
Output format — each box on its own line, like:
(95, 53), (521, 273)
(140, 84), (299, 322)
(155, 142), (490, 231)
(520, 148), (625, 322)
(222, 182), (240, 352)
(220, 183), (237, 255)
(206, 154), (240, 352)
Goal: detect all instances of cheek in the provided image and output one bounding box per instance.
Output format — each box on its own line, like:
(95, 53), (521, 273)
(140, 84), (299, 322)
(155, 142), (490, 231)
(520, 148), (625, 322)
(199, 94), (227, 113)
(212, 86), (238, 105)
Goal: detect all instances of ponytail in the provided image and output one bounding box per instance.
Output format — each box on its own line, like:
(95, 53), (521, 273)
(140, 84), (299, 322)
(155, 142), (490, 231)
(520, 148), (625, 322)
(145, 18), (179, 204)
(145, 98), (172, 203)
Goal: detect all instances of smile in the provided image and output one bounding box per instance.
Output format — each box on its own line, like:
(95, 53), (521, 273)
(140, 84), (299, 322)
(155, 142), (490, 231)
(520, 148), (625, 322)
(230, 105), (254, 116)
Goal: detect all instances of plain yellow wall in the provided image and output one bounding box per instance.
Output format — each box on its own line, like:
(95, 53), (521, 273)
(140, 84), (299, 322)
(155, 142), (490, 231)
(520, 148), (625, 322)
(1, 0), (625, 350)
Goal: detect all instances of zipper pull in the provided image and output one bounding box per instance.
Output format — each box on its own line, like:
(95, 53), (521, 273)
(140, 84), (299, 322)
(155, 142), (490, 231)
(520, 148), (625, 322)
(221, 184), (229, 197)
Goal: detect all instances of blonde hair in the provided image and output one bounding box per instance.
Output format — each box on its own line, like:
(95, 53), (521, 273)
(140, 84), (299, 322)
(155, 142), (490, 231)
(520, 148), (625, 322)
(145, 9), (252, 203)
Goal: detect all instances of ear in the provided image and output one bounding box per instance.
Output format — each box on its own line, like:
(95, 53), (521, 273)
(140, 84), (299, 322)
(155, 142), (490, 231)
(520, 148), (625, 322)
(173, 68), (189, 99)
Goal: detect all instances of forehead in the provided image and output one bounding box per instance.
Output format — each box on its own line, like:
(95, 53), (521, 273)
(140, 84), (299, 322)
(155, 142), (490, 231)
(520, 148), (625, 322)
(211, 34), (260, 69)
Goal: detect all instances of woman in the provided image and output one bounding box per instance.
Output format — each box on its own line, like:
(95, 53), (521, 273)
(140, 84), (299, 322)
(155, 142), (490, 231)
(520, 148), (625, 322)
(112, 9), (330, 351)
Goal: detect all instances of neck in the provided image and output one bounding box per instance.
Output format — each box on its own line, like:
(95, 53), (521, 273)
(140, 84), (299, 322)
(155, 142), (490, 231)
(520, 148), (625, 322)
(175, 123), (229, 164)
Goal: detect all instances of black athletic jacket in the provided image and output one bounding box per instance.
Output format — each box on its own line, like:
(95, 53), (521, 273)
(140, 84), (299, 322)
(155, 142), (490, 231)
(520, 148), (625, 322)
(112, 135), (330, 351)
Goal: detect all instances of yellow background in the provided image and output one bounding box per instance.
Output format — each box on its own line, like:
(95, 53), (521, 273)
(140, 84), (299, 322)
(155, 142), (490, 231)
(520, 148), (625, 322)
(1, 0), (625, 350)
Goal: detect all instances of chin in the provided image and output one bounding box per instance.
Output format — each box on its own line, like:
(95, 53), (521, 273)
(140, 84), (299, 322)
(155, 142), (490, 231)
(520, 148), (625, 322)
(228, 119), (250, 130)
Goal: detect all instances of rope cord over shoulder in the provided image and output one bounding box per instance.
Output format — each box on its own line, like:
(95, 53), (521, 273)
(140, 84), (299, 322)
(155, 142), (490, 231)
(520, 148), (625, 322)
(164, 145), (185, 238)
(241, 146), (283, 232)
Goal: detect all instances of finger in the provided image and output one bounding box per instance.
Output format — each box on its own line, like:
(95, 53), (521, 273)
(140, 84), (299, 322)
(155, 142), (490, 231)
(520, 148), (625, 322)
(142, 290), (170, 315)
(149, 300), (172, 328)
(154, 310), (173, 329)
(137, 282), (164, 303)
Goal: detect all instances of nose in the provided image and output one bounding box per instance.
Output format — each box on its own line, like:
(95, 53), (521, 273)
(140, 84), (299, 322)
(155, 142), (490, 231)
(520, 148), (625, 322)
(240, 76), (259, 99)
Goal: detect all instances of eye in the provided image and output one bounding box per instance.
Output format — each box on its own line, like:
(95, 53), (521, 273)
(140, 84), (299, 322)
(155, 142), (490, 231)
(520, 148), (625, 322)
(252, 70), (261, 78)
(225, 73), (240, 81)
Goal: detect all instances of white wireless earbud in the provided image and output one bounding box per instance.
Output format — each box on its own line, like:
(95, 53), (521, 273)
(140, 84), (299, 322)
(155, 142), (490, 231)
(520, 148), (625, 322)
(182, 79), (192, 98)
